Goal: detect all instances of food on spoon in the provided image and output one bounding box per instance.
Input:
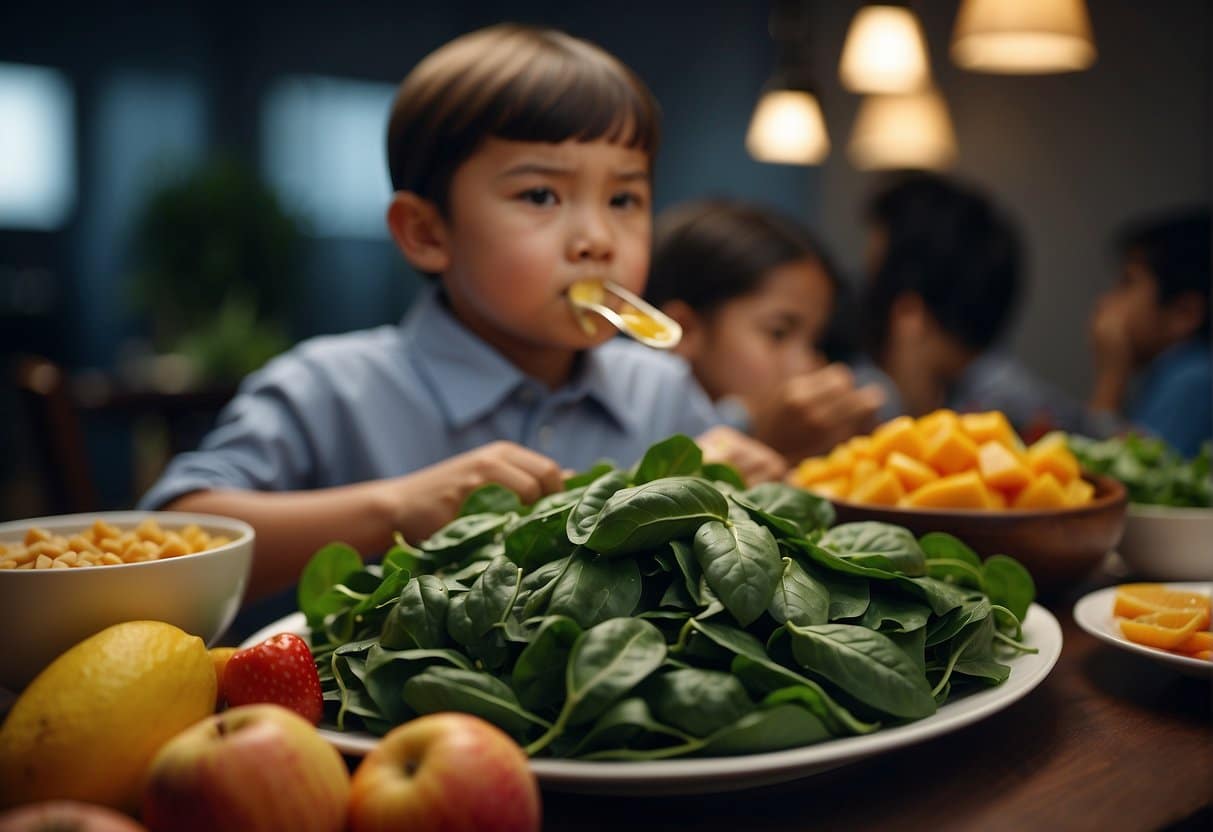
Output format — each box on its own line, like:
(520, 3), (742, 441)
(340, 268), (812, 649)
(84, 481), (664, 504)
(568, 279), (604, 335)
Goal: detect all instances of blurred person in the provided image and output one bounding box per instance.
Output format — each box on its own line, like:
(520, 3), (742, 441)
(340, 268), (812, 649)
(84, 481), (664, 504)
(854, 172), (1096, 438)
(645, 199), (885, 463)
(138, 24), (784, 600)
(1088, 208), (1211, 456)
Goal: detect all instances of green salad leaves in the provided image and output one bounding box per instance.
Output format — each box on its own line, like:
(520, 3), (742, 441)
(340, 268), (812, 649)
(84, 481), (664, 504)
(1069, 434), (1212, 507)
(298, 435), (1037, 760)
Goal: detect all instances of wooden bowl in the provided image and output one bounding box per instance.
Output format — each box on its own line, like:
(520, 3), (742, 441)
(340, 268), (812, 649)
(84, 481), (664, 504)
(829, 473), (1127, 596)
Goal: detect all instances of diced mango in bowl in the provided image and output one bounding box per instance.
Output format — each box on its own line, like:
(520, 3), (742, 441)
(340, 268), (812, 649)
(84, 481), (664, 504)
(791, 411), (1094, 511)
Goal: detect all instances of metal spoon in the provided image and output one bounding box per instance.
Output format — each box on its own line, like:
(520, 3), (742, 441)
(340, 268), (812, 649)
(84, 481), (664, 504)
(567, 280), (682, 349)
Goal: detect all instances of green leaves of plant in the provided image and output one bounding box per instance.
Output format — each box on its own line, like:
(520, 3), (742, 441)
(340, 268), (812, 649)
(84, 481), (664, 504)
(301, 434), (1037, 762)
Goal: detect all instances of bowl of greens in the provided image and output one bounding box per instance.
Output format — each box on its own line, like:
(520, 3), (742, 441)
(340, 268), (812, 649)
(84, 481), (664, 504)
(1069, 435), (1212, 580)
(292, 434), (1043, 775)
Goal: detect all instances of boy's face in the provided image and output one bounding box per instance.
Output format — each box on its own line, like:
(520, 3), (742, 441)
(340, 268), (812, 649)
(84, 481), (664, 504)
(435, 137), (652, 373)
(682, 258), (834, 402)
(1095, 254), (1170, 362)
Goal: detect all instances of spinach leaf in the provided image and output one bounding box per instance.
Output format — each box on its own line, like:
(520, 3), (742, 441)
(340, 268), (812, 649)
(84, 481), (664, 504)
(585, 477), (730, 556)
(380, 574), (449, 649)
(511, 615), (582, 712)
(981, 555), (1035, 622)
(547, 549), (643, 629)
(819, 522), (927, 577)
(768, 557), (830, 626)
(696, 703), (830, 756)
(419, 512), (513, 564)
(298, 542), (363, 628)
(570, 697), (694, 757)
(786, 622), (937, 719)
(459, 483), (524, 517)
(693, 517), (781, 626)
(403, 666), (551, 741)
(567, 469), (633, 544)
(633, 434), (703, 483)
(737, 483), (835, 537)
(641, 668), (754, 737)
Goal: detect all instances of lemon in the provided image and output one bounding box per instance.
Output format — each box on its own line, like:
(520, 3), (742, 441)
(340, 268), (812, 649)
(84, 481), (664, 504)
(0, 620), (216, 812)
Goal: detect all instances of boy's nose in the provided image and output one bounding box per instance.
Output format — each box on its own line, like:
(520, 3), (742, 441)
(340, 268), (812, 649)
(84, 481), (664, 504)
(567, 213), (614, 262)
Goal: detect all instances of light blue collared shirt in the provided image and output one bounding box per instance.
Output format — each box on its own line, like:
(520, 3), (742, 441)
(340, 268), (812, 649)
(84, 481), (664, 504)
(139, 287), (723, 508)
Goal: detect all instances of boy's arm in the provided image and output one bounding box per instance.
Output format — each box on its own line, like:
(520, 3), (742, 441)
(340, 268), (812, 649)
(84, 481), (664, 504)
(169, 441), (564, 601)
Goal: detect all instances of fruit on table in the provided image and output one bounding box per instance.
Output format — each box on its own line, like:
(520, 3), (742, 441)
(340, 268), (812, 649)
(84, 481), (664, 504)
(0, 801), (149, 832)
(791, 411), (1094, 511)
(1113, 583), (1212, 659)
(141, 704), (350, 832)
(220, 632), (324, 724)
(348, 712), (541, 832)
(0, 621), (216, 812)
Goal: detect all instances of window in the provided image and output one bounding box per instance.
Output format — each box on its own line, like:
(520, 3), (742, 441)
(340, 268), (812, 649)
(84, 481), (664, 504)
(261, 75), (396, 239)
(0, 63), (75, 230)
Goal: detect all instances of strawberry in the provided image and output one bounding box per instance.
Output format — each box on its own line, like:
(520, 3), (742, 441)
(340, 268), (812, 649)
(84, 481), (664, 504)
(220, 633), (324, 724)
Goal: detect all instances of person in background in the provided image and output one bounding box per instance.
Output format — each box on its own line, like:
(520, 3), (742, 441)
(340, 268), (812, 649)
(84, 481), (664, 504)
(1088, 208), (1211, 457)
(853, 172), (1096, 438)
(138, 24), (784, 599)
(645, 199), (885, 464)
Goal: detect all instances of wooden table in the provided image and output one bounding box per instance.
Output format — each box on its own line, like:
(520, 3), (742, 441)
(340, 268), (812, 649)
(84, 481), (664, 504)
(541, 573), (1212, 832)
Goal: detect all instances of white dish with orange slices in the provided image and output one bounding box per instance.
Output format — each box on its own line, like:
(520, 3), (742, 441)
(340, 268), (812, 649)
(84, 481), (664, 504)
(1072, 582), (1212, 678)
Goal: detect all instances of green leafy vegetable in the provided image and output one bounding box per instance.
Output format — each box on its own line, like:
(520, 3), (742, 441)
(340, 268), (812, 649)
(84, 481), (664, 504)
(298, 434), (1036, 760)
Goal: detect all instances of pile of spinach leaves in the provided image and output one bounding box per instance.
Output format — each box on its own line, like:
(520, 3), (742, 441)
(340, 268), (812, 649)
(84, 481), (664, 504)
(298, 435), (1037, 760)
(1069, 434), (1212, 508)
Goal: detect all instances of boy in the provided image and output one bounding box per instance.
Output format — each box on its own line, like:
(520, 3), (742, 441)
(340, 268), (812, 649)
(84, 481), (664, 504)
(851, 172), (1096, 438)
(1089, 208), (1211, 456)
(139, 24), (783, 598)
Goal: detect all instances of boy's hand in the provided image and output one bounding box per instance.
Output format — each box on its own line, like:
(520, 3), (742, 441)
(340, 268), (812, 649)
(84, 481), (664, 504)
(697, 426), (788, 486)
(747, 364), (886, 462)
(385, 441), (564, 541)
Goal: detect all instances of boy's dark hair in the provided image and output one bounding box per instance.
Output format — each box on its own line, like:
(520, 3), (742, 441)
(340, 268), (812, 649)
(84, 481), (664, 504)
(1117, 207), (1211, 338)
(862, 172), (1022, 357)
(387, 24), (660, 216)
(646, 199), (841, 313)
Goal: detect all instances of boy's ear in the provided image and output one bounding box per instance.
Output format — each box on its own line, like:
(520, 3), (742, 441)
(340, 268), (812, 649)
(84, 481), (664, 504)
(386, 192), (451, 274)
(660, 299), (704, 359)
(1162, 290), (1207, 342)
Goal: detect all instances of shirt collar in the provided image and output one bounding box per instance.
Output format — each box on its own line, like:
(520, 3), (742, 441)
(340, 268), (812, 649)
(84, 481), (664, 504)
(400, 286), (637, 433)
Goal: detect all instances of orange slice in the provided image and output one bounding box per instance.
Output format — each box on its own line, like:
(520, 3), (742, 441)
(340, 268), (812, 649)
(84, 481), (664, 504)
(1119, 610), (1207, 650)
(1113, 584), (1212, 621)
(1175, 630), (1213, 655)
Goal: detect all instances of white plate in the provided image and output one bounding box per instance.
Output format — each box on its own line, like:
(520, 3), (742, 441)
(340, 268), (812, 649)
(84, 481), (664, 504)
(244, 604), (1062, 795)
(1073, 582), (1212, 678)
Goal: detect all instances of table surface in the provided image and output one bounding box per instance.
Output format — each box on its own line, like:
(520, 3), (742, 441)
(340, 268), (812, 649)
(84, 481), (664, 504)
(538, 574), (1212, 832)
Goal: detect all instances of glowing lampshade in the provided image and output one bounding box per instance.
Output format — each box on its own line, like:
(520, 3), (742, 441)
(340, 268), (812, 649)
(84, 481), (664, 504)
(848, 88), (957, 171)
(839, 5), (931, 94)
(745, 89), (830, 165)
(951, 0), (1096, 74)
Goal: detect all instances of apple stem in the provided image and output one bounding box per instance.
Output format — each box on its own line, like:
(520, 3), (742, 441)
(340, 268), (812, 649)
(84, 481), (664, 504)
(404, 756), (420, 778)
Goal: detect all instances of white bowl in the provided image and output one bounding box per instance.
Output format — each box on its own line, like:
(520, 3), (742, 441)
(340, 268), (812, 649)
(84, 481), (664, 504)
(0, 511), (254, 692)
(1116, 503), (1213, 582)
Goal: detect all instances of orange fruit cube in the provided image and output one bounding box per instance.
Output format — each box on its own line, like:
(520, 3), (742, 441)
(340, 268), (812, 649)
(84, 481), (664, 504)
(805, 475), (850, 501)
(1065, 478), (1095, 506)
(1025, 432), (1080, 484)
(869, 416), (927, 464)
(976, 440), (1033, 492)
(886, 451), (939, 492)
(916, 408), (959, 439)
(847, 435), (875, 459)
(1011, 472), (1069, 510)
(852, 457), (880, 487)
(903, 471), (992, 509)
(850, 469), (906, 507)
(922, 426), (979, 476)
(791, 457), (833, 486)
(959, 411), (1025, 453)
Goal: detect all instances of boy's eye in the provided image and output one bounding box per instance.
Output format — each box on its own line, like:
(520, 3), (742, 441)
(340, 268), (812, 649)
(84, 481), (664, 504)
(518, 187), (558, 206)
(766, 327), (792, 343)
(610, 191), (645, 209)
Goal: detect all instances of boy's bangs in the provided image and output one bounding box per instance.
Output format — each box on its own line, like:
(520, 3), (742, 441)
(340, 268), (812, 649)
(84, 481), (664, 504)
(485, 53), (659, 155)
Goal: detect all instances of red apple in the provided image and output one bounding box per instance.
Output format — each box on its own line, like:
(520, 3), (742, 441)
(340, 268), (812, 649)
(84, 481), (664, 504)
(141, 704), (350, 832)
(348, 713), (541, 832)
(0, 801), (147, 832)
